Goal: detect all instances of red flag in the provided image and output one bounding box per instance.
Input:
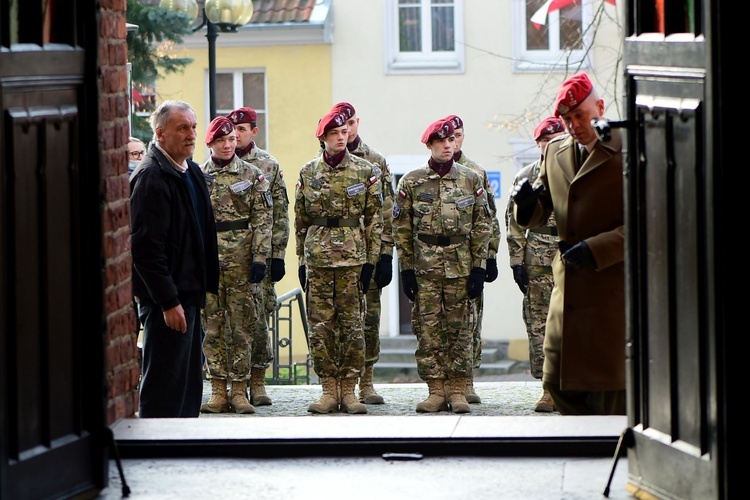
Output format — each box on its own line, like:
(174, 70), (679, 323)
(532, 0), (616, 30)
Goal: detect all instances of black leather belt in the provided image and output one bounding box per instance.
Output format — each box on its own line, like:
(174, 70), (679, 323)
(417, 234), (467, 246)
(215, 219), (249, 232)
(530, 226), (558, 236)
(310, 217), (359, 227)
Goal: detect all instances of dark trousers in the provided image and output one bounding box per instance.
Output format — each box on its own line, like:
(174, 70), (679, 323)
(544, 381), (626, 415)
(138, 303), (204, 418)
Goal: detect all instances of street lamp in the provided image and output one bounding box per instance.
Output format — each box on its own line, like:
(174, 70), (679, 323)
(160, 0), (254, 119)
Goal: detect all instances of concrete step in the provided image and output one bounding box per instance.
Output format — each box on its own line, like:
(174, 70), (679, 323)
(372, 359), (530, 382)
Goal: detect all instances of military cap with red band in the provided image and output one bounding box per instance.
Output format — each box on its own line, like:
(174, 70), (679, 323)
(421, 119), (455, 144)
(205, 116), (235, 145)
(227, 107), (257, 125)
(315, 110), (347, 138)
(554, 72), (593, 117)
(533, 116), (565, 140)
(443, 114), (464, 130)
(332, 101), (356, 119)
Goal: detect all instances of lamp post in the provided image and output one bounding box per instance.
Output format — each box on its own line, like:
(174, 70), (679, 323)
(160, 0), (254, 119)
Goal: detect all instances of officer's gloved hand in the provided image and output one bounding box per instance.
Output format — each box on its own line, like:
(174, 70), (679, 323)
(298, 265), (307, 290)
(511, 265), (529, 294)
(360, 263), (375, 293)
(374, 254), (393, 289)
(485, 258), (498, 282)
(562, 241), (596, 271)
(270, 258), (286, 282)
(467, 267), (486, 299)
(248, 262), (267, 283)
(511, 178), (541, 226)
(400, 269), (418, 301)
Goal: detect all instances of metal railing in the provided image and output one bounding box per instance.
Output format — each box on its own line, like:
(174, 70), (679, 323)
(268, 287), (311, 385)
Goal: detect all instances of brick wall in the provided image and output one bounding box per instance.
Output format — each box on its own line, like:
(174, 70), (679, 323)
(100, 0), (141, 424)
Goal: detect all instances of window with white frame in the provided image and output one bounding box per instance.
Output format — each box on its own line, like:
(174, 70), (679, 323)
(384, 0), (464, 75)
(511, 0), (594, 73)
(213, 70), (268, 150)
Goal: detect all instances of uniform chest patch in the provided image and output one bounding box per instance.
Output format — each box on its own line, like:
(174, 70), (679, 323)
(347, 182), (366, 196)
(456, 196), (475, 209)
(204, 173), (216, 184)
(417, 192), (436, 202)
(310, 179), (323, 190)
(230, 180), (252, 194)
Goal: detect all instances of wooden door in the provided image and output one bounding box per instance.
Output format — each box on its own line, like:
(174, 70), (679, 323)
(0, 2), (108, 498)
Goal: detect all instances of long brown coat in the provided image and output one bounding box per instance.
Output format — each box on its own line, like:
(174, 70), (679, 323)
(517, 129), (625, 392)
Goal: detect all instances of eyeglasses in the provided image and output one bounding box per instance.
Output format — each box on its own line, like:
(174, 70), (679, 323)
(129, 150), (145, 159)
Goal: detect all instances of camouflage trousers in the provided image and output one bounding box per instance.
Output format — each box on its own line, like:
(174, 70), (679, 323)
(202, 268), (263, 381)
(306, 265), (366, 379)
(249, 272), (275, 370)
(412, 276), (474, 380)
(471, 294), (484, 369)
(362, 284), (382, 366)
(523, 273), (554, 379)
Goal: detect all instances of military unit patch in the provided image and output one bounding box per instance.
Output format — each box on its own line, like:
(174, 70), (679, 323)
(346, 182), (366, 196)
(456, 195), (475, 209)
(417, 192), (436, 202)
(392, 203), (401, 219)
(230, 180), (252, 194)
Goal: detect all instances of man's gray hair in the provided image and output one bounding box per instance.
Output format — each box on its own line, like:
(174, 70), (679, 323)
(149, 100), (195, 141)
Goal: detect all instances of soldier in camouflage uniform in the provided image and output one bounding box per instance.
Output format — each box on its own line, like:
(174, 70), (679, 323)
(294, 110), (383, 415)
(444, 114), (501, 404)
(332, 102), (394, 405)
(199, 116), (273, 415)
(228, 107), (290, 406)
(392, 118), (492, 414)
(504, 116), (566, 413)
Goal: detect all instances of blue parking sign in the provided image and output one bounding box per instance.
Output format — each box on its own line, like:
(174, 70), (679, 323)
(486, 171), (501, 199)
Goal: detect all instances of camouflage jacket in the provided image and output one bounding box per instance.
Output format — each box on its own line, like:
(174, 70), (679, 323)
(456, 151), (501, 258)
(392, 161), (492, 280)
(349, 138), (395, 258)
(201, 155), (273, 266)
(238, 144), (290, 260)
(504, 158), (558, 273)
(294, 150), (383, 268)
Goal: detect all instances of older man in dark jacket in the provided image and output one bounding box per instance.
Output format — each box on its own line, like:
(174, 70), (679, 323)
(130, 100), (219, 418)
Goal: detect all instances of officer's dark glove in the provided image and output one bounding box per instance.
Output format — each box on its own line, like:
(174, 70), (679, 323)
(298, 265), (307, 290)
(268, 258), (284, 282)
(562, 241), (596, 271)
(467, 267), (486, 299)
(248, 262), (266, 283)
(485, 258), (498, 282)
(374, 254), (393, 289)
(511, 178), (541, 226)
(511, 265), (529, 294)
(360, 263), (375, 293)
(401, 269), (418, 302)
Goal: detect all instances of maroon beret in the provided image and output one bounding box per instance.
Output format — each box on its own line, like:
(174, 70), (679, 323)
(227, 107), (257, 125)
(533, 116), (565, 140)
(554, 73), (593, 117)
(315, 110), (347, 138)
(205, 116), (235, 145)
(332, 101), (356, 119)
(443, 114), (463, 130)
(421, 119), (455, 144)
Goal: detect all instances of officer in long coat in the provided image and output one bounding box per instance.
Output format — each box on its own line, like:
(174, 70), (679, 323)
(512, 73), (625, 415)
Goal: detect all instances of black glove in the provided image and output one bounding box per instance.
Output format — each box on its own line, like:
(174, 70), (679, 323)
(466, 267), (486, 299)
(374, 254), (393, 289)
(511, 178), (541, 226)
(298, 265), (306, 290)
(562, 241), (596, 271)
(511, 265), (529, 294)
(401, 269), (418, 302)
(270, 258), (286, 282)
(360, 263), (375, 293)
(248, 262), (266, 283)
(485, 258), (498, 282)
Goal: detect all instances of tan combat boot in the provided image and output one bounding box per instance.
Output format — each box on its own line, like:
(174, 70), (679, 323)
(200, 378), (230, 413)
(250, 366), (272, 406)
(229, 380), (255, 414)
(534, 389), (555, 413)
(465, 376), (482, 404)
(358, 364), (384, 404)
(415, 379), (449, 413)
(340, 377), (368, 414)
(447, 377), (471, 414)
(307, 377), (339, 414)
